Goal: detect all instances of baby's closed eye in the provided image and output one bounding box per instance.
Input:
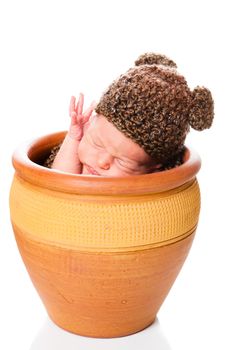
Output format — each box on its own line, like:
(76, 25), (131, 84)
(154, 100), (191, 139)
(93, 140), (103, 148)
(87, 135), (103, 148)
(115, 158), (138, 170)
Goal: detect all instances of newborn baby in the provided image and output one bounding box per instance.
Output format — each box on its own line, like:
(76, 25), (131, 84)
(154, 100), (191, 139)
(48, 53), (214, 176)
(51, 93), (161, 176)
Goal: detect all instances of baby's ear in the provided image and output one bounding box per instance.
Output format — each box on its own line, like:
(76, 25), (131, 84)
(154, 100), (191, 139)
(188, 86), (214, 131)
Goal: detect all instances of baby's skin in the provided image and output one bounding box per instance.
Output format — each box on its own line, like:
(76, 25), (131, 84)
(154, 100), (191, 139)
(52, 94), (160, 176)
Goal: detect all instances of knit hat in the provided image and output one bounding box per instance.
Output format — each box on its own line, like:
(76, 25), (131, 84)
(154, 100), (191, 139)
(95, 53), (214, 163)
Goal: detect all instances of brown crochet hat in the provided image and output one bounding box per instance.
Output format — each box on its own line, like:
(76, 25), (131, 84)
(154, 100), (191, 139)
(95, 53), (214, 163)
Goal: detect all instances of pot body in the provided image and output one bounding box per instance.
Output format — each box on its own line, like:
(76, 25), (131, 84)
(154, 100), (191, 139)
(9, 132), (201, 338)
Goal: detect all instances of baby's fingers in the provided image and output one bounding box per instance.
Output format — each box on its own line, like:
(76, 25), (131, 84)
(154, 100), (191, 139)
(83, 101), (97, 123)
(69, 96), (76, 117)
(76, 93), (84, 116)
(70, 111), (77, 126)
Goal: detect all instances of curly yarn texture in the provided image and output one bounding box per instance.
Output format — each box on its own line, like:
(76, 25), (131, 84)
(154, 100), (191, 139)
(96, 53), (214, 163)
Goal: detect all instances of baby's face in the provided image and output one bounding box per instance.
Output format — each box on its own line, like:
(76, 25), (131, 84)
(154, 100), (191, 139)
(78, 114), (159, 177)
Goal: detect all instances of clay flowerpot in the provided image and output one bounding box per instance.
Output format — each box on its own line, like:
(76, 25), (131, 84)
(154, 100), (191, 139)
(10, 131), (201, 338)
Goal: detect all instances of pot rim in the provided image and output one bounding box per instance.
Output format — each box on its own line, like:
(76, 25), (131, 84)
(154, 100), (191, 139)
(12, 131), (201, 195)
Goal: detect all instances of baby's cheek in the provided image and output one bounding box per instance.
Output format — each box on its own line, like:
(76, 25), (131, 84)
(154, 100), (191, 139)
(78, 137), (96, 164)
(77, 139), (86, 163)
(83, 121), (91, 133)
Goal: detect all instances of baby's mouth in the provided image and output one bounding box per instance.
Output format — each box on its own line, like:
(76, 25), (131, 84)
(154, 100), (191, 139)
(86, 165), (100, 176)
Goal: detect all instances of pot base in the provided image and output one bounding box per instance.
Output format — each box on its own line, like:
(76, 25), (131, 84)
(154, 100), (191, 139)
(50, 314), (156, 338)
(13, 226), (195, 338)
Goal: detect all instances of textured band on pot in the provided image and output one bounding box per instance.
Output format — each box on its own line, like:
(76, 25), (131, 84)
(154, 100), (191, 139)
(10, 175), (200, 252)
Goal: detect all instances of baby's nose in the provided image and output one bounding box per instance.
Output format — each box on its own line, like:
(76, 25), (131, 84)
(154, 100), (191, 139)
(97, 153), (114, 170)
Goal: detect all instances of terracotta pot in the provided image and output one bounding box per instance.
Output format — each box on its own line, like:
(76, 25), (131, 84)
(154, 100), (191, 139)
(10, 131), (201, 338)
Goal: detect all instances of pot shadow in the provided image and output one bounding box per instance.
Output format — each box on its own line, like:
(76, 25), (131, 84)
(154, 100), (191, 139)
(30, 318), (172, 350)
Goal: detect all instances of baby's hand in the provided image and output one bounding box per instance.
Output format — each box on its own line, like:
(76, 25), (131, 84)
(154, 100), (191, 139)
(68, 93), (96, 141)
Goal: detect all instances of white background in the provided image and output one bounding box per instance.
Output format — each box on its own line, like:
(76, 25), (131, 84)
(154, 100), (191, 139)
(0, 1), (232, 349)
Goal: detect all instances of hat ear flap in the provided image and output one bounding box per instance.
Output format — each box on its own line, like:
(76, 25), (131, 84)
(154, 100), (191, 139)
(135, 53), (177, 68)
(188, 86), (214, 131)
